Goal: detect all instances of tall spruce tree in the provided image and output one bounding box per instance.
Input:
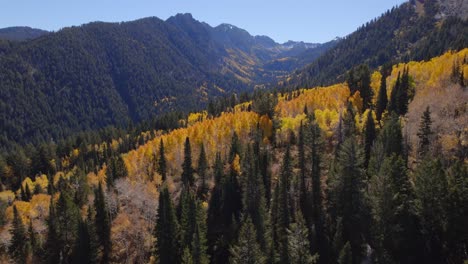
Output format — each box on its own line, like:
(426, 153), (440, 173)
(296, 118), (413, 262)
(363, 110), (376, 168)
(94, 182), (111, 263)
(197, 143), (208, 199)
(9, 205), (27, 263)
(329, 138), (369, 263)
(416, 106), (433, 158)
(182, 137), (194, 187)
(388, 72), (401, 114)
(44, 198), (61, 263)
(414, 158), (448, 263)
(56, 191), (80, 260)
(277, 145), (292, 264)
(191, 201), (209, 264)
(375, 71), (388, 122)
(154, 187), (179, 264)
(287, 212), (317, 264)
(158, 139), (167, 181)
(229, 217), (265, 264)
(72, 219), (97, 264)
(309, 119), (328, 263)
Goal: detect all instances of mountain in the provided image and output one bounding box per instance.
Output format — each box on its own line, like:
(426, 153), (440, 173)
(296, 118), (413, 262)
(0, 26), (49, 41)
(0, 14), (333, 149)
(281, 0), (468, 89)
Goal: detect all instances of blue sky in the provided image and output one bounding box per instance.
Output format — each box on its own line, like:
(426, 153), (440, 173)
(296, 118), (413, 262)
(1, 0), (407, 43)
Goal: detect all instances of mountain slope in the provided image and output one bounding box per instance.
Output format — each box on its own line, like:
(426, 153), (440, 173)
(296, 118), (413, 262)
(0, 26), (49, 41)
(0, 15), (332, 149)
(281, 0), (468, 89)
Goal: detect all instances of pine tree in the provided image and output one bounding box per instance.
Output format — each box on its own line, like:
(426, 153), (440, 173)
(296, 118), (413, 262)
(375, 71), (388, 122)
(44, 198), (61, 263)
(56, 191), (80, 260)
(379, 113), (403, 157)
(416, 106), (432, 158)
(178, 187), (197, 251)
(287, 212), (317, 264)
(445, 161), (468, 263)
(414, 158), (448, 263)
(182, 137), (194, 187)
(72, 219), (97, 264)
(329, 138), (369, 263)
(229, 217), (265, 264)
(197, 143), (208, 199)
(343, 102), (356, 139)
(25, 183), (32, 201)
(28, 220), (37, 258)
(277, 145), (292, 264)
(9, 205), (27, 263)
(359, 65), (373, 111)
(242, 145), (268, 250)
(388, 72), (401, 114)
(158, 139), (167, 181)
(191, 201), (209, 264)
(338, 242), (352, 264)
(363, 110), (376, 168)
(182, 247), (194, 264)
(309, 120), (328, 263)
(94, 182), (111, 263)
(397, 67), (410, 115)
(155, 187), (179, 264)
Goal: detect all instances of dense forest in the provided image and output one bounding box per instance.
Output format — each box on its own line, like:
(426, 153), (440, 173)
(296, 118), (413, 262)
(0, 48), (466, 263)
(281, 0), (468, 89)
(0, 0), (467, 263)
(0, 14), (334, 151)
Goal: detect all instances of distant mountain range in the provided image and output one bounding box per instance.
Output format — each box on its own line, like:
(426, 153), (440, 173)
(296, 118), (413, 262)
(0, 13), (336, 147)
(0, 26), (49, 41)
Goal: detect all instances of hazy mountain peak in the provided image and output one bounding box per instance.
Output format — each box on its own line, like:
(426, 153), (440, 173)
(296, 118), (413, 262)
(0, 26), (49, 41)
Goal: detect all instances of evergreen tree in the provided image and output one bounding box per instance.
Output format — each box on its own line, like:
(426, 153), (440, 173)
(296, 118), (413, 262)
(363, 110), (376, 168)
(9, 205), (27, 263)
(56, 191), (80, 260)
(379, 113), (403, 157)
(375, 71), (388, 122)
(329, 138), (369, 263)
(309, 120), (328, 263)
(25, 183), (32, 201)
(287, 212), (317, 264)
(182, 137), (194, 187)
(359, 65), (373, 111)
(158, 139), (167, 181)
(191, 201), (209, 264)
(277, 145), (292, 264)
(44, 198), (61, 263)
(197, 143), (208, 199)
(178, 187), (197, 251)
(397, 67), (410, 115)
(414, 158), (448, 263)
(229, 217), (265, 264)
(416, 106), (433, 158)
(388, 72), (401, 114)
(445, 161), (468, 263)
(369, 154), (422, 263)
(94, 182), (111, 263)
(154, 187), (179, 264)
(28, 220), (37, 258)
(242, 145), (268, 250)
(342, 102), (356, 139)
(72, 219), (97, 264)
(338, 242), (352, 264)
(182, 247), (194, 264)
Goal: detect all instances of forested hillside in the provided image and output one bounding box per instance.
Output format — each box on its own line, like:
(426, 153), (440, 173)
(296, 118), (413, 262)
(0, 14), (334, 151)
(0, 49), (466, 263)
(281, 0), (468, 89)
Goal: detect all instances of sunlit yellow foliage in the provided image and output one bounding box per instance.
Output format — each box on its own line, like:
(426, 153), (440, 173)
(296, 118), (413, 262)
(276, 84), (350, 118)
(315, 109), (341, 138)
(188, 111), (208, 126)
(232, 155), (241, 175)
(6, 201), (31, 224)
(87, 165), (107, 188)
(371, 71), (382, 104)
(259, 115), (273, 140)
(124, 111), (266, 181)
(277, 114), (307, 143)
(349, 91), (363, 114)
(234, 102), (251, 113)
(0, 191), (15, 203)
(34, 174), (49, 190)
